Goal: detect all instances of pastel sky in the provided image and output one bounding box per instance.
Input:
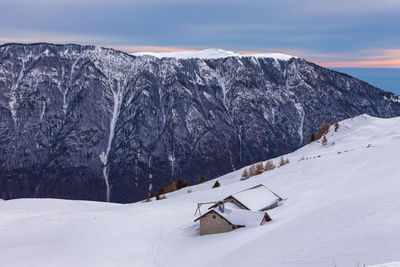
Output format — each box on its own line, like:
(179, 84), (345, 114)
(1, 0), (400, 68)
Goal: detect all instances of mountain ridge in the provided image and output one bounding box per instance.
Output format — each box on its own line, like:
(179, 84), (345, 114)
(1, 43), (400, 203)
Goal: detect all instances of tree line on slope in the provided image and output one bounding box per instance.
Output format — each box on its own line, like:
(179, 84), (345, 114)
(240, 119), (340, 181)
(308, 119), (339, 146)
(241, 156), (290, 181)
(146, 120), (340, 202)
(145, 176), (221, 201)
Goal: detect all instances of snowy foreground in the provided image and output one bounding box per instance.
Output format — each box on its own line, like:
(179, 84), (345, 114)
(1, 114), (400, 267)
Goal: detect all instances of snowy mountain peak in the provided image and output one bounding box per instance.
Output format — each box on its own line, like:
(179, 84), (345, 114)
(131, 48), (296, 60)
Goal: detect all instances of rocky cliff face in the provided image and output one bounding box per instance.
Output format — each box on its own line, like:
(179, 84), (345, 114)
(1, 43), (400, 202)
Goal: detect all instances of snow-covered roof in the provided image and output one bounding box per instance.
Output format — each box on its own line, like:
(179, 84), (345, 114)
(228, 184), (281, 211)
(213, 208), (267, 227)
(195, 205), (268, 228)
(131, 48), (296, 60)
(221, 201), (242, 210)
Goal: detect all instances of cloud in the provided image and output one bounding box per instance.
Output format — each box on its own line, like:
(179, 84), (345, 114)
(321, 59), (400, 68)
(0, 1), (399, 68)
(313, 49), (400, 68)
(0, 28), (135, 46)
(286, 0), (400, 13)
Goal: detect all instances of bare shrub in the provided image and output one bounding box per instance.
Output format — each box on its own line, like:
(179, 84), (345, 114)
(322, 135), (328, 146)
(198, 176), (206, 184)
(249, 164), (257, 176)
(316, 122), (330, 139)
(241, 168), (250, 180)
(333, 119), (339, 132)
(255, 162), (264, 175)
(279, 156), (285, 167)
(264, 160), (276, 171)
(165, 181), (177, 193)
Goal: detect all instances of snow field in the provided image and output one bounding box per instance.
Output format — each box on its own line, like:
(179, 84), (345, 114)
(1, 114), (400, 267)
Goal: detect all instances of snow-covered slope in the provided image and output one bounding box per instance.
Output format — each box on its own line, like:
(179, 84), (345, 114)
(131, 48), (296, 60)
(1, 114), (400, 267)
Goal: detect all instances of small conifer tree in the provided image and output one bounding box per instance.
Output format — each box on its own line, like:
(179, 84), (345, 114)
(177, 178), (188, 190)
(310, 133), (316, 142)
(157, 187), (165, 195)
(212, 180), (220, 188)
(156, 187), (165, 200)
(285, 158), (290, 164)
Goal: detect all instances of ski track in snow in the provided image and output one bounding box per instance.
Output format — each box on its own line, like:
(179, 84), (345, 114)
(1, 114), (400, 267)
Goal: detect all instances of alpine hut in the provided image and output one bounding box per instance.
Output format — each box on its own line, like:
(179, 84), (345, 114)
(194, 202), (271, 236)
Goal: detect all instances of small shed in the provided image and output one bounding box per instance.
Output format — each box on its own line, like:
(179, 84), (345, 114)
(194, 204), (271, 236)
(210, 184), (282, 211)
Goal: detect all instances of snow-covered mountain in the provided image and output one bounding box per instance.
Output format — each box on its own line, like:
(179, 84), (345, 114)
(1, 114), (399, 267)
(1, 43), (400, 203)
(131, 48), (296, 60)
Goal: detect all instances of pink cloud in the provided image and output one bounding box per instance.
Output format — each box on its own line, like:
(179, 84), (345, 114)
(316, 49), (400, 68)
(318, 59), (400, 68)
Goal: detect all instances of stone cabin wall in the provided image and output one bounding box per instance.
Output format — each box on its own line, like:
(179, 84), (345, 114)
(199, 210), (235, 236)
